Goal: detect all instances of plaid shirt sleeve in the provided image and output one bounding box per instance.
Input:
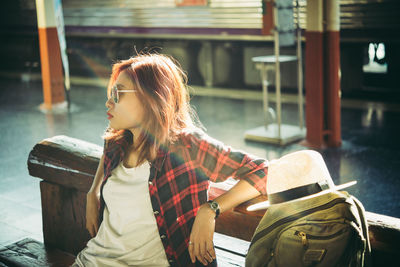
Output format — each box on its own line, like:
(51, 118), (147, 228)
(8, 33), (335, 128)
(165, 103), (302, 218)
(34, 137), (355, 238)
(183, 130), (268, 195)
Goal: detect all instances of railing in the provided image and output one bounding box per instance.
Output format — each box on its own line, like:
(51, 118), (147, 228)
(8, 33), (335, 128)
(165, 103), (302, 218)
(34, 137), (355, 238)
(28, 135), (400, 266)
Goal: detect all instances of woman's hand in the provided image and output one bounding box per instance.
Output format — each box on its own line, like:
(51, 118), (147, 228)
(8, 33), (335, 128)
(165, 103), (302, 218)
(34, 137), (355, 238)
(188, 204), (217, 265)
(86, 191), (100, 238)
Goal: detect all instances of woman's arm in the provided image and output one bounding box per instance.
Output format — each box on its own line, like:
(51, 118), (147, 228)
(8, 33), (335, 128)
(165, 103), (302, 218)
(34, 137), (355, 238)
(183, 131), (268, 265)
(189, 180), (260, 265)
(186, 130), (268, 265)
(187, 130), (268, 194)
(88, 153), (105, 195)
(86, 153), (105, 237)
(209, 179), (261, 214)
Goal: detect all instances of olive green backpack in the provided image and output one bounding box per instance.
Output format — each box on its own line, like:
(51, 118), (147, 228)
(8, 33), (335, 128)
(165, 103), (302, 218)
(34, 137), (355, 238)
(245, 191), (371, 267)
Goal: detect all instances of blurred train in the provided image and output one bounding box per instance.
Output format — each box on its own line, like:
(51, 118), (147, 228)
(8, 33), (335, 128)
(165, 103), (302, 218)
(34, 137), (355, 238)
(1, 0), (399, 101)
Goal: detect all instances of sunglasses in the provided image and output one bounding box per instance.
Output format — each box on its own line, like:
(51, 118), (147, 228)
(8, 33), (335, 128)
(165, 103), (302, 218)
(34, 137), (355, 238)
(110, 85), (137, 103)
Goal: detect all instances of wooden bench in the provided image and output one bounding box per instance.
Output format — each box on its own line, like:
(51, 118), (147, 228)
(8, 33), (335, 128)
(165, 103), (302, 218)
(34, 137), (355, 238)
(25, 135), (400, 266)
(0, 238), (75, 267)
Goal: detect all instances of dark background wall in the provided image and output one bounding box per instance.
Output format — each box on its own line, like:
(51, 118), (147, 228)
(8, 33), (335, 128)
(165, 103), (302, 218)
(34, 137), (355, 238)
(0, 0), (399, 102)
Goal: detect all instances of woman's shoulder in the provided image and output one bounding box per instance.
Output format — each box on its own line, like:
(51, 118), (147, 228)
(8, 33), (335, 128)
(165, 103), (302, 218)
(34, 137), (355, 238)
(180, 127), (205, 138)
(175, 127), (224, 149)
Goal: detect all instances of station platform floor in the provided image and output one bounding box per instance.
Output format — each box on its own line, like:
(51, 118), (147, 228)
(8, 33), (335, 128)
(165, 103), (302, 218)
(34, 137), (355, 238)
(1, 78), (399, 249)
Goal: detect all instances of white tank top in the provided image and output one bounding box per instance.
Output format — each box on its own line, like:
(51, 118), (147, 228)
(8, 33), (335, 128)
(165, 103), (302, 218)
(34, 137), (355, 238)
(74, 161), (169, 267)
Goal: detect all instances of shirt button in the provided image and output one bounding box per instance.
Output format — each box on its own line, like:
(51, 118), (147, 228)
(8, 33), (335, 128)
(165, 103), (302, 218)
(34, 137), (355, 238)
(169, 259), (174, 263)
(153, 210), (159, 215)
(160, 234), (166, 239)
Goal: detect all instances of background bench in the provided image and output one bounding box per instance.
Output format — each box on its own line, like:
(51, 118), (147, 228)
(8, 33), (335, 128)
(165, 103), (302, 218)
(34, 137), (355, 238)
(27, 135), (400, 266)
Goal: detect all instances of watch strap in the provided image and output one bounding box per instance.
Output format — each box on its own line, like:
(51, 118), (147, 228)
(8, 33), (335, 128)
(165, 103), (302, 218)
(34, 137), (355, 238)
(207, 200), (220, 219)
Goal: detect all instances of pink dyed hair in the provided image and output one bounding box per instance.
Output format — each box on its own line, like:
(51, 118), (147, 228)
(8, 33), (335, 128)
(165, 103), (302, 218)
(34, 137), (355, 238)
(103, 53), (201, 163)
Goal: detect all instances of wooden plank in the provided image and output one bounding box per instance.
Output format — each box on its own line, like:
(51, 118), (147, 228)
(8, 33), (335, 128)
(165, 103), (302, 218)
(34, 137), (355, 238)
(40, 181), (90, 255)
(0, 238), (75, 267)
(366, 211), (400, 253)
(28, 135), (102, 192)
(214, 233), (249, 267)
(215, 248), (245, 267)
(214, 232), (250, 257)
(215, 210), (260, 242)
(29, 157), (94, 192)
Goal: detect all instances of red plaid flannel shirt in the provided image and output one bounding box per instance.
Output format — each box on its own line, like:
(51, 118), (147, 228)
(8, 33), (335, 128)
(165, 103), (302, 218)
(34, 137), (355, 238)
(98, 128), (268, 266)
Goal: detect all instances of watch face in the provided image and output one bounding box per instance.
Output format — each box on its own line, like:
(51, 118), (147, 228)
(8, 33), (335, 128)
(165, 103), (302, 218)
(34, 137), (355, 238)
(211, 202), (218, 210)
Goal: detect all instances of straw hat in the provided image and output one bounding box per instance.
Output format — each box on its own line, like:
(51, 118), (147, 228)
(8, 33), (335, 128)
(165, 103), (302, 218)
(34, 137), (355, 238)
(247, 150), (356, 211)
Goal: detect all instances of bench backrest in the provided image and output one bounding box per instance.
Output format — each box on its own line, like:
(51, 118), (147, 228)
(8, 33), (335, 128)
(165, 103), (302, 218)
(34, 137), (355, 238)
(28, 135), (400, 266)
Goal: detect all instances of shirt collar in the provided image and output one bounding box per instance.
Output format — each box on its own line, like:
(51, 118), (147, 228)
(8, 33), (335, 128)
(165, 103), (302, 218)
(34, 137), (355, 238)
(150, 143), (168, 171)
(113, 133), (170, 172)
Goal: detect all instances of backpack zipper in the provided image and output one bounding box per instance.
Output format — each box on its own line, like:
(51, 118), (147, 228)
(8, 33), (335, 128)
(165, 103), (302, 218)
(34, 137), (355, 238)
(297, 231), (308, 247)
(294, 227), (347, 242)
(249, 197), (346, 249)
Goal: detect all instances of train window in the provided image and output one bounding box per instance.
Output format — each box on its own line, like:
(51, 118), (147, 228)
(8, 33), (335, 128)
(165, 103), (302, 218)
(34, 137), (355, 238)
(363, 43), (388, 74)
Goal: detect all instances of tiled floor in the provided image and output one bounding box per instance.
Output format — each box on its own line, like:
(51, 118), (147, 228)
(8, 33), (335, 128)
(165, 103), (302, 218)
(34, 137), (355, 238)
(1, 78), (400, 250)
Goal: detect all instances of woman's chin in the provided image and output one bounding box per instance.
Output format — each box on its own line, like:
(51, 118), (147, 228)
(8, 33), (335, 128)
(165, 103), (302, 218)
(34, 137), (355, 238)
(108, 122), (120, 130)
(107, 121), (140, 132)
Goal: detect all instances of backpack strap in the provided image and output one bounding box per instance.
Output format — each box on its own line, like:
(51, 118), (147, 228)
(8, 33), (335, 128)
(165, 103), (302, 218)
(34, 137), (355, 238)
(351, 196), (372, 267)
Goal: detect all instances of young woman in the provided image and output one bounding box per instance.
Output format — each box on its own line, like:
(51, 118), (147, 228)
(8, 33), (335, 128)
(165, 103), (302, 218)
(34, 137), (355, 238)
(72, 54), (268, 267)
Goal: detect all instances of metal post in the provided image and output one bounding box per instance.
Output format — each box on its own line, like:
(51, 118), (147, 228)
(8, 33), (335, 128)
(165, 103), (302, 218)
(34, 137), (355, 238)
(296, 0), (304, 130)
(245, 0), (305, 145)
(203, 41), (214, 88)
(261, 64), (270, 129)
(273, 0), (282, 139)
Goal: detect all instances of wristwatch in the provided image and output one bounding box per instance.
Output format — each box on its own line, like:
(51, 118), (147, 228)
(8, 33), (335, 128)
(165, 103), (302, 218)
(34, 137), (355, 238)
(207, 200), (220, 219)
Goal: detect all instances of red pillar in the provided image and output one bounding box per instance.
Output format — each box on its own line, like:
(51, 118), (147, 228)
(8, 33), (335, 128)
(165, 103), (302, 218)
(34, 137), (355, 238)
(304, 0), (325, 148)
(262, 0), (274, 35)
(325, 0), (341, 147)
(35, 0), (65, 110)
(303, 0), (341, 148)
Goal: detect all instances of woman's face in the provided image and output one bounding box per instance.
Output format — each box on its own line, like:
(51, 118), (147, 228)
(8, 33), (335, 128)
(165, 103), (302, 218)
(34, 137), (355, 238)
(105, 70), (145, 132)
